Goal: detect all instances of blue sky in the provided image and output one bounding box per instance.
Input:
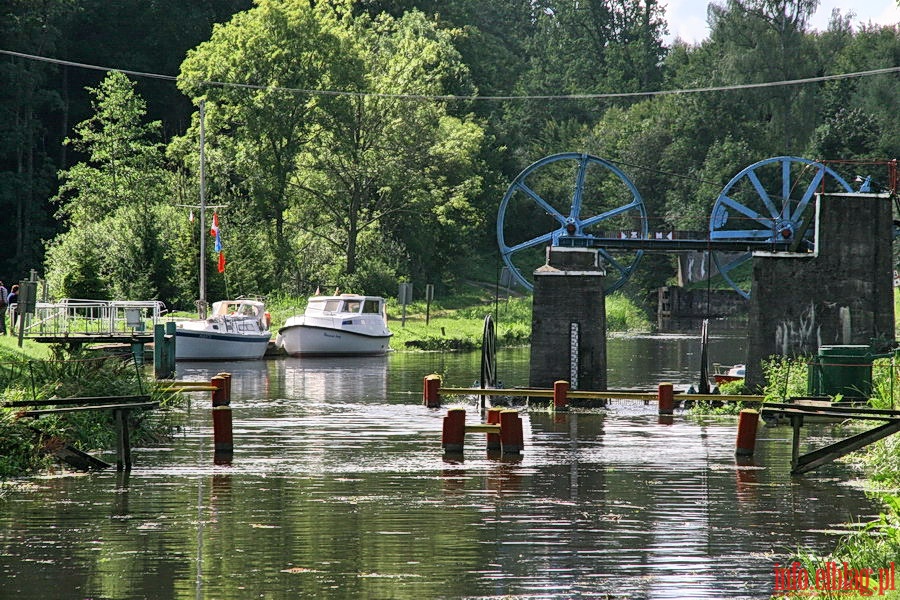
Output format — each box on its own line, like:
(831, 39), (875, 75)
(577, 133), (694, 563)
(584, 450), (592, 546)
(664, 0), (900, 44)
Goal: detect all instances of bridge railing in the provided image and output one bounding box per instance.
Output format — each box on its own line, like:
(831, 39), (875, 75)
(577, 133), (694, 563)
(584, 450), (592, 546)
(23, 299), (167, 336)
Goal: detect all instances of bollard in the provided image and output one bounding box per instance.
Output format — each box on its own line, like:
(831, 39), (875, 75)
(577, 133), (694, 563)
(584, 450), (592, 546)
(442, 408), (466, 453)
(211, 375), (229, 407)
(658, 382), (674, 415)
(216, 372), (232, 405)
(486, 407), (503, 451)
(499, 410), (524, 454)
(212, 405), (233, 452)
(735, 409), (760, 456)
(423, 374), (442, 408)
(553, 380), (569, 411)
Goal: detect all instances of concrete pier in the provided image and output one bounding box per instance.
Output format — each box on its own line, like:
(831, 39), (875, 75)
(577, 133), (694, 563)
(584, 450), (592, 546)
(529, 247), (607, 391)
(745, 193), (894, 390)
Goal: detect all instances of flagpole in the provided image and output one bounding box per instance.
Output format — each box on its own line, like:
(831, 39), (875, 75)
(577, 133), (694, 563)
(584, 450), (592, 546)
(198, 100), (207, 319)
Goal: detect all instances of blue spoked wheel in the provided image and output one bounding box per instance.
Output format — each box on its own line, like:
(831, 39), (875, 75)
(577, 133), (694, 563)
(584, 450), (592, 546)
(497, 152), (648, 292)
(709, 156), (853, 299)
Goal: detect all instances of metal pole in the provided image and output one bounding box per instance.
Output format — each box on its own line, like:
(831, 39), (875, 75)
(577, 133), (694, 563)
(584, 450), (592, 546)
(198, 100), (207, 319)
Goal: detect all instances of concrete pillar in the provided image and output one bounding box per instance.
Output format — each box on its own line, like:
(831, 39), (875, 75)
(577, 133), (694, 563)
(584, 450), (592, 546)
(745, 193), (894, 391)
(529, 247), (607, 391)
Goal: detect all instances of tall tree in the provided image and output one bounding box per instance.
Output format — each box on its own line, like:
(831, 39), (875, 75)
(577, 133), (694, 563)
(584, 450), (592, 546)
(46, 72), (176, 300)
(176, 0), (351, 288)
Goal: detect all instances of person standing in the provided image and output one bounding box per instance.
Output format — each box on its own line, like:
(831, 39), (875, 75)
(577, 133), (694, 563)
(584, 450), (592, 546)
(7, 285), (18, 333)
(0, 280), (7, 335)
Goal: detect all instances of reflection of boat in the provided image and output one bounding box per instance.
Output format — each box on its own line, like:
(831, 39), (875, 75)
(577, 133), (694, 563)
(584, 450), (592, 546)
(276, 294), (392, 357)
(175, 298), (272, 361)
(711, 363), (745, 384)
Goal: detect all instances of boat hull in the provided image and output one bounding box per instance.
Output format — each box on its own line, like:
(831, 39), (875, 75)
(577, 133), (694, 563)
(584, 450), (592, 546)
(277, 324), (391, 357)
(175, 329), (272, 361)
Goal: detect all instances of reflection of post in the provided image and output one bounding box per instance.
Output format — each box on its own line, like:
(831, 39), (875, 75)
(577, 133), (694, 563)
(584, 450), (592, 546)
(735, 456), (758, 505)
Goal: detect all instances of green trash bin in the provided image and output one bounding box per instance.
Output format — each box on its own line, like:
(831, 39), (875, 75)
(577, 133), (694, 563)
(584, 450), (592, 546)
(807, 345), (873, 400)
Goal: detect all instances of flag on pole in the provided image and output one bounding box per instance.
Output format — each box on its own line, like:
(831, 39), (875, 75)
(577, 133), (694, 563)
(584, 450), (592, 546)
(211, 212), (225, 272)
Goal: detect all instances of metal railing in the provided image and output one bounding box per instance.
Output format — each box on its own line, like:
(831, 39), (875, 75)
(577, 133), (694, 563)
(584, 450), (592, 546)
(22, 299), (166, 336)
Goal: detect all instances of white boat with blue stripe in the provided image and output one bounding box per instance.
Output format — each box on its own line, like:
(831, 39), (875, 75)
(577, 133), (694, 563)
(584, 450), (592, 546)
(276, 294), (392, 357)
(175, 298), (272, 361)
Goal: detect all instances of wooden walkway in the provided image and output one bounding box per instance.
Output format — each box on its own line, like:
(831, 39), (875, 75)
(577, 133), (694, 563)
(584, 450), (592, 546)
(762, 401), (900, 475)
(6, 395), (159, 471)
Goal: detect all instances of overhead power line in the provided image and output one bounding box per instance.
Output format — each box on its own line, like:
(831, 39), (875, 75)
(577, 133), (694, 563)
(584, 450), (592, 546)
(2, 48), (899, 102)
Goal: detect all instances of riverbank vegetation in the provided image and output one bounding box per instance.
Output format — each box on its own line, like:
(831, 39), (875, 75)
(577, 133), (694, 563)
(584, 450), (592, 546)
(0, 347), (185, 479)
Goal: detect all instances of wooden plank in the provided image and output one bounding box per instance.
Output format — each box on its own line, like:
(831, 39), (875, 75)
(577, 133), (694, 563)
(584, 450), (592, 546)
(793, 419), (900, 475)
(763, 402), (900, 417)
(768, 408), (896, 422)
(3, 395), (151, 408)
(464, 424), (502, 434)
(46, 443), (111, 471)
(18, 402), (158, 417)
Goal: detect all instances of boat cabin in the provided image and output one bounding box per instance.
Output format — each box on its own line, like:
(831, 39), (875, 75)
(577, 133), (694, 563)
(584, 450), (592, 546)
(307, 295), (384, 316)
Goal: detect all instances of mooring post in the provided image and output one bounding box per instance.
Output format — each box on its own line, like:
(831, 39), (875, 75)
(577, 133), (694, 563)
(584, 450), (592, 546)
(216, 372), (232, 405)
(658, 382), (674, 415)
(553, 380), (569, 411)
(735, 409), (759, 456)
(164, 321), (176, 376)
(423, 374), (441, 408)
(153, 324), (166, 379)
(442, 408), (465, 453)
(499, 410), (523, 454)
(486, 407), (503, 451)
(211, 375), (229, 407)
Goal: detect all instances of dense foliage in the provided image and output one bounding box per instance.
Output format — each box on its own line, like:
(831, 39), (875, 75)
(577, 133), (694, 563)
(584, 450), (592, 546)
(0, 0), (896, 312)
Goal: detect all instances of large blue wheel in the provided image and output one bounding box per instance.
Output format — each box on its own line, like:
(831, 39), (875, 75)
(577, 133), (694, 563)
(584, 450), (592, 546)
(497, 152), (648, 292)
(709, 156), (853, 299)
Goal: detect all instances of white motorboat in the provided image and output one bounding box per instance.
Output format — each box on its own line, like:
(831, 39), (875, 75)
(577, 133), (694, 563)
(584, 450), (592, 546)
(175, 298), (272, 361)
(276, 294), (392, 357)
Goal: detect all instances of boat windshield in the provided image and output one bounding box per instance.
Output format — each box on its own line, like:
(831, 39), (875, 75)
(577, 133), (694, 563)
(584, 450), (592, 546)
(363, 300), (381, 314)
(217, 302), (259, 317)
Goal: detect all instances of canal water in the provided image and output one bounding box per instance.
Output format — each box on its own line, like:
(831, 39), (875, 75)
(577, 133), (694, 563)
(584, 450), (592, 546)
(0, 334), (882, 599)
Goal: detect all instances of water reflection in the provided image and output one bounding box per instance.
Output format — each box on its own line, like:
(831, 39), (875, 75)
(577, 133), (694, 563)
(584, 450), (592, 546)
(0, 337), (879, 600)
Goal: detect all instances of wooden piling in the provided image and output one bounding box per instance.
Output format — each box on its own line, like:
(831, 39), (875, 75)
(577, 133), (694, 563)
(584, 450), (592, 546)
(658, 382), (674, 415)
(499, 410), (523, 454)
(211, 375), (229, 407)
(216, 372), (232, 405)
(486, 407), (503, 451)
(735, 409), (759, 456)
(553, 380), (569, 411)
(423, 374), (441, 408)
(442, 408), (465, 453)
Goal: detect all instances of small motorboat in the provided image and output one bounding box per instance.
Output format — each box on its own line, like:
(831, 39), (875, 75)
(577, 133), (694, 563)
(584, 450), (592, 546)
(174, 298), (272, 361)
(711, 363), (746, 384)
(276, 294), (392, 357)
